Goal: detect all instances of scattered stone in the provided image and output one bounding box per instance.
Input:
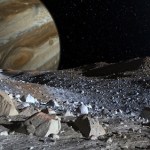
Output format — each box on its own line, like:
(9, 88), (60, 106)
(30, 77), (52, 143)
(98, 135), (108, 141)
(101, 108), (109, 116)
(29, 146), (34, 150)
(135, 144), (150, 149)
(0, 91), (18, 116)
(64, 110), (74, 117)
(41, 108), (49, 114)
(81, 90), (85, 94)
(120, 145), (129, 149)
(7, 118), (12, 122)
(20, 95), (27, 102)
(0, 125), (9, 133)
(23, 112), (61, 137)
(86, 103), (92, 109)
(137, 129), (142, 133)
(0, 131), (8, 136)
(107, 137), (113, 143)
(21, 102), (30, 108)
(120, 122), (124, 125)
(39, 138), (46, 143)
(15, 94), (21, 99)
(41, 108), (56, 115)
(21, 94), (39, 104)
(49, 134), (60, 140)
(90, 135), (98, 140)
(61, 115), (75, 123)
(77, 102), (88, 115)
(74, 115), (106, 138)
(46, 100), (59, 108)
(9, 131), (15, 135)
(123, 135), (127, 139)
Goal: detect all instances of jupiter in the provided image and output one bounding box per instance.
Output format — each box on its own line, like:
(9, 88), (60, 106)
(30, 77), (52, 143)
(0, 0), (60, 70)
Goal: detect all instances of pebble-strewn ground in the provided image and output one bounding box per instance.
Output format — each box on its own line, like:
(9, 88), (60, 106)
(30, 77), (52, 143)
(0, 57), (150, 149)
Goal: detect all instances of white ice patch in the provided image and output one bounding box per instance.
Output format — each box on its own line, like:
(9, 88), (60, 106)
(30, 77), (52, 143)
(54, 100), (60, 107)
(79, 102), (89, 115)
(26, 94), (39, 104)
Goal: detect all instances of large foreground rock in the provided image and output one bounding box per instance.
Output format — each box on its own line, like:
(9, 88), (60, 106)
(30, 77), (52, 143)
(19, 106), (38, 117)
(24, 112), (61, 137)
(74, 115), (106, 138)
(0, 91), (18, 116)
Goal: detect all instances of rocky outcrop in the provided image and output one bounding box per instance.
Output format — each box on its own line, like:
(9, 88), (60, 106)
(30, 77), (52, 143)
(0, 91), (18, 116)
(74, 115), (106, 138)
(23, 112), (61, 137)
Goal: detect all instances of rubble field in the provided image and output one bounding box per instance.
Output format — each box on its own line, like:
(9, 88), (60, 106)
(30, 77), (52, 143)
(0, 57), (150, 150)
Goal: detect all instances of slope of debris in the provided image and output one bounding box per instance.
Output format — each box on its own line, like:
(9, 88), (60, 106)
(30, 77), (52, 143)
(0, 57), (149, 150)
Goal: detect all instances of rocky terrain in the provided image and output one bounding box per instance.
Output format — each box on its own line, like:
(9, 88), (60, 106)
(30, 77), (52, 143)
(0, 57), (150, 150)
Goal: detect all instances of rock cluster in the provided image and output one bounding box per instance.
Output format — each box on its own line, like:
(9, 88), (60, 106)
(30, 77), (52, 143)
(23, 112), (61, 137)
(0, 58), (150, 149)
(0, 91), (106, 140)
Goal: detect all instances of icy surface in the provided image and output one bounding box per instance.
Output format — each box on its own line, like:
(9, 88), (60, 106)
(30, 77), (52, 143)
(26, 94), (39, 104)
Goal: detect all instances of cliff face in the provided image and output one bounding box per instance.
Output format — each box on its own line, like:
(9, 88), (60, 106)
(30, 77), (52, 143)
(0, 0), (60, 70)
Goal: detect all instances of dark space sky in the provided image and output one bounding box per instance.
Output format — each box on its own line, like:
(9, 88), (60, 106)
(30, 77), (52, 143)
(41, 0), (150, 69)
